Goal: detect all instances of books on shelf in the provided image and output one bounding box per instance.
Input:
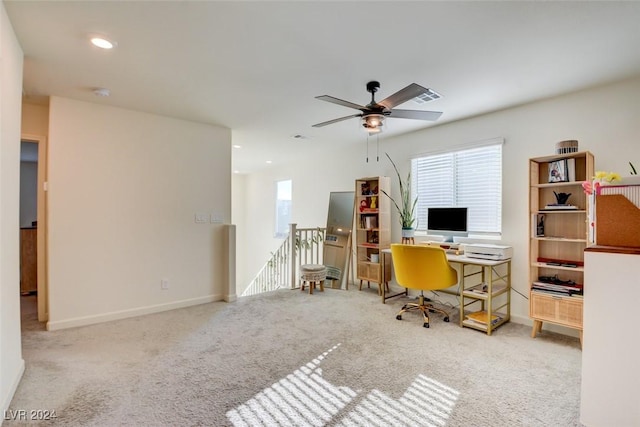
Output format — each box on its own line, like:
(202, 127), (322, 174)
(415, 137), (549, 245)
(363, 216), (378, 229)
(542, 204), (579, 210)
(464, 311), (501, 326)
(531, 281), (583, 296)
(567, 158), (576, 182)
(360, 243), (378, 248)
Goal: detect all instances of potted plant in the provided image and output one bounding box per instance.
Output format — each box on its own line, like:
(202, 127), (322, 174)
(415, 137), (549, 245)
(380, 153), (418, 238)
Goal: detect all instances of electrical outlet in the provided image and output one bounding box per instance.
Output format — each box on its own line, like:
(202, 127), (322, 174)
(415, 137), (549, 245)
(161, 279), (169, 290)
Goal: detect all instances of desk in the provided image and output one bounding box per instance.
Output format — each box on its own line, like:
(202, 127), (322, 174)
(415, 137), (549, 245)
(381, 248), (511, 335)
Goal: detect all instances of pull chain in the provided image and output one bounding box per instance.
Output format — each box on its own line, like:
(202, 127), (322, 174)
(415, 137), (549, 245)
(366, 134), (369, 163)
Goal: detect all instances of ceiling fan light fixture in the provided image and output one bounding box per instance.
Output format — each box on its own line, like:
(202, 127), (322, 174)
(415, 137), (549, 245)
(362, 114), (384, 133)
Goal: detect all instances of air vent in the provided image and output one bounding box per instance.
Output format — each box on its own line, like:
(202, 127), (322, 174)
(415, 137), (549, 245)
(413, 88), (442, 104)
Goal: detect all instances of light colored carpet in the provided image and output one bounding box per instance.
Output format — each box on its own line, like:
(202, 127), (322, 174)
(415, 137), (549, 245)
(9, 287), (582, 426)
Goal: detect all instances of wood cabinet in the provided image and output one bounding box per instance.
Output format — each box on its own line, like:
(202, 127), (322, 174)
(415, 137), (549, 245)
(355, 176), (391, 292)
(528, 151), (594, 342)
(20, 227), (37, 294)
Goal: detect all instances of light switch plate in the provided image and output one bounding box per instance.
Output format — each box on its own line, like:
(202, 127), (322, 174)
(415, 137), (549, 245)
(211, 212), (224, 224)
(195, 213), (208, 223)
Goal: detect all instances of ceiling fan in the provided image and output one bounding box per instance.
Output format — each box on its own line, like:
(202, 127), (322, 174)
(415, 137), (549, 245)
(312, 81), (442, 133)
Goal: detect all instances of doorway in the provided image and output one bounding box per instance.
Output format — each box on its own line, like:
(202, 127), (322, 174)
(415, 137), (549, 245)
(19, 136), (48, 324)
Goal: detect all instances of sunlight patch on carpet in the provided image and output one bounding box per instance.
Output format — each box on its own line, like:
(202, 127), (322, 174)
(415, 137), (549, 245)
(226, 344), (459, 426)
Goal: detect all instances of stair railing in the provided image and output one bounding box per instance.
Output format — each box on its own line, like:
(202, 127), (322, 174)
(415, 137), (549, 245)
(242, 224), (326, 297)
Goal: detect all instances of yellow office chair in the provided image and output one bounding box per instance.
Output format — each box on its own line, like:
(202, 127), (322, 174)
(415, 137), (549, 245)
(390, 244), (458, 328)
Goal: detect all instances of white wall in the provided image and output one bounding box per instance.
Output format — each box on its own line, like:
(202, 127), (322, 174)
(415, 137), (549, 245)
(231, 173), (248, 292)
(237, 75), (640, 334)
(0, 1), (25, 415)
(46, 97), (232, 330)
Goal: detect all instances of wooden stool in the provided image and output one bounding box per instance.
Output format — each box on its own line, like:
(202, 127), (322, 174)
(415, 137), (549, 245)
(401, 237), (415, 244)
(300, 264), (327, 295)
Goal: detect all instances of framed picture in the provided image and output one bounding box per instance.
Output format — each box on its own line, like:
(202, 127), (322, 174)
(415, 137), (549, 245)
(548, 159), (569, 183)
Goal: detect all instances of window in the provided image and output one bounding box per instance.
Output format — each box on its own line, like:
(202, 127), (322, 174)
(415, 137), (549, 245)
(275, 179), (292, 238)
(411, 140), (503, 236)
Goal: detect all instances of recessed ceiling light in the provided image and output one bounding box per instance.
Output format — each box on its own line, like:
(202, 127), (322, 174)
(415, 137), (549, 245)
(90, 37), (116, 49)
(233, 170), (240, 174)
(233, 145), (242, 149)
(266, 160), (272, 164)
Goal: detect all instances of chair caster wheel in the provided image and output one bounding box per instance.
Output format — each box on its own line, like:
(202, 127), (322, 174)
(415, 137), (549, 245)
(396, 315), (402, 320)
(423, 323), (430, 328)
(444, 317), (450, 322)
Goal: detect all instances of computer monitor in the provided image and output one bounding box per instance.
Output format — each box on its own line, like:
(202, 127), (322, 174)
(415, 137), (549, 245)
(427, 207), (468, 242)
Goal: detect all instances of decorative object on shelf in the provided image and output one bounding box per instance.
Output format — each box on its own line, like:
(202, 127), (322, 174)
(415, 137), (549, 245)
(370, 196), (377, 209)
(548, 159), (569, 183)
(553, 191), (571, 205)
(555, 139), (578, 155)
(361, 182), (370, 195)
(535, 213), (545, 237)
(380, 153), (417, 235)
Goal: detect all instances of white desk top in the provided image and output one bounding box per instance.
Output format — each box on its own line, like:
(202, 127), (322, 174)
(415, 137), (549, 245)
(380, 247), (510, 266)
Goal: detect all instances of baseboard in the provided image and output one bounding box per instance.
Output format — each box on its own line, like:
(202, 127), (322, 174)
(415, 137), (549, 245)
(46, 294), (224, 331)
(224, 293), (237, 302)
(1, 358), (25, 426)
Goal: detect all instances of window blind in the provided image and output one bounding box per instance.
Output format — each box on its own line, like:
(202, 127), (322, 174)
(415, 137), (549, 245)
(411, 142), (502, 235)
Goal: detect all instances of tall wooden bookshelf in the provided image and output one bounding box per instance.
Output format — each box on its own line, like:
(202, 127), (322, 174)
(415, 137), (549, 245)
(355, 176), (391, 293)
(529, 151), (594, 344)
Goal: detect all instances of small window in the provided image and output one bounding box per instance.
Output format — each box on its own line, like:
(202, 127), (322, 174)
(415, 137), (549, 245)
(411, 140), (503, 236)
(275, 179), (292, 238)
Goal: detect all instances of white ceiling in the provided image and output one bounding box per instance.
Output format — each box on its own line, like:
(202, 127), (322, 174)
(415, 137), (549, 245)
(6, 1), (640, 173)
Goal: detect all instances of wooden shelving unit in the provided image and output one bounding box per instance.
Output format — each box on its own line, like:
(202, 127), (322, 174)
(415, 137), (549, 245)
(355, 176), (391, 293)
(529, 151), (594, 343)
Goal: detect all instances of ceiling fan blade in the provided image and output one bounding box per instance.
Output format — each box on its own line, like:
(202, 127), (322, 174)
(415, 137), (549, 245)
(315, 95), (366, 111)
(378, 83), (429, 110)
(312, 114), (362, 128)
(387, 109), (443, 121)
